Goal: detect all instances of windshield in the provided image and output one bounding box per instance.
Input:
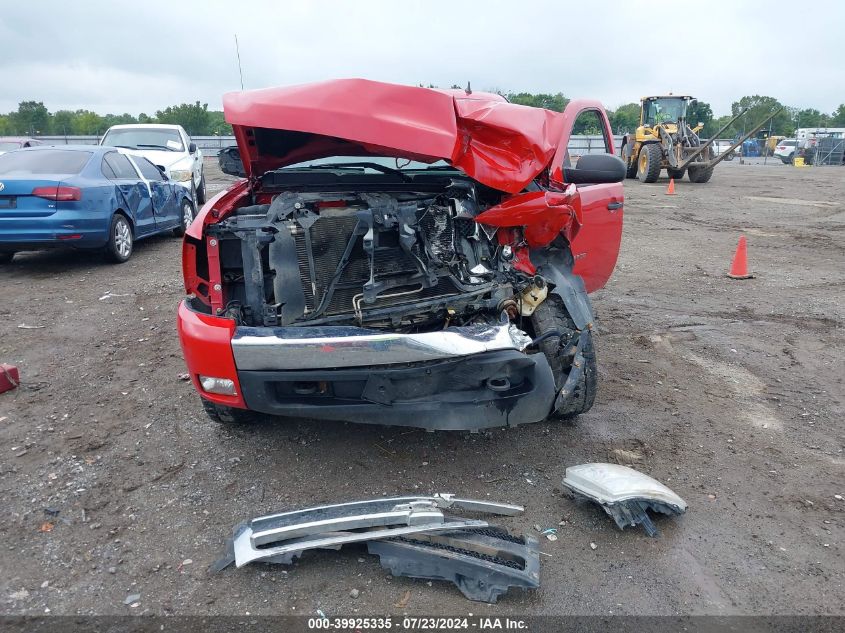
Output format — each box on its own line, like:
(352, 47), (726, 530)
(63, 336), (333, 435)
(101, 128), (184, 152)
(0, 149), (91, 175)
(282, 155), (452, 171)
(0, 142), (21, 151)
(643, 98), (688, 125)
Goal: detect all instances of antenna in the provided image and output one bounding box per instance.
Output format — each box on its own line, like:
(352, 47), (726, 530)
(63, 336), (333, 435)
(234, 34), (244, 90)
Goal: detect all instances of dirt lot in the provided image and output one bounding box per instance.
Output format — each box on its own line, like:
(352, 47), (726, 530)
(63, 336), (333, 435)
(1, 159), (843, 617)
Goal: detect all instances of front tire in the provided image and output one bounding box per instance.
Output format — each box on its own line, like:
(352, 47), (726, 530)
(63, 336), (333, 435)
(667, 167), (686, 180)
(201, 398), (255, 424)
(173, 198), (195, 237)
(196, 175), (206, 205)
(636, 143), (663, 183)
(105, 214), (133, 263)
(530, 295), (597, 419)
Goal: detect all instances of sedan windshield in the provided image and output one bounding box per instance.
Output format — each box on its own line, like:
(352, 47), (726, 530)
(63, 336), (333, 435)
(0, 149), (92, 175)
(101, 128), (184, 152)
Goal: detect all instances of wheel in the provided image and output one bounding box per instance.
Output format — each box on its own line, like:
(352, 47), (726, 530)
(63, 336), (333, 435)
(105, 214), (133, 263)
(667, 167), (686, 179)
(0, 252), (15, 264)
(636, 143), (662, 183)
(173, 198), (195, 237)
(529, 295), (597, 419)
(620, 143), (637, 178)
(687, 163), (714, 183)
(196, 174), (206, 205)
(201, 398), (256, 424)
(724, 151), (735, 161)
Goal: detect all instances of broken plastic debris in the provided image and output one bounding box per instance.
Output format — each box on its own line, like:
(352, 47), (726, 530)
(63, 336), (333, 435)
(368, 527), (539, 603)
(562, 463), (687, 537)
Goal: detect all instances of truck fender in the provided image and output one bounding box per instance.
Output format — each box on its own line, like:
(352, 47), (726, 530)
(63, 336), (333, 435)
(529, 245), (594, 331)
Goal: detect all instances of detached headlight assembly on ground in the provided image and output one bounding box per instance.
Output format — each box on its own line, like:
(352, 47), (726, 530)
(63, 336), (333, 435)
(199, 375), (237, 395)
(170, 169), (193, 182)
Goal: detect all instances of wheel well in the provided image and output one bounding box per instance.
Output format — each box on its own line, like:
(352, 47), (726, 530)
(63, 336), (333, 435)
(114, 209), (134, 235)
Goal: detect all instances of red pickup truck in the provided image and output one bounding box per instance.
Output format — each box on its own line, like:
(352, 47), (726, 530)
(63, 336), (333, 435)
(178, 79), (624, 431)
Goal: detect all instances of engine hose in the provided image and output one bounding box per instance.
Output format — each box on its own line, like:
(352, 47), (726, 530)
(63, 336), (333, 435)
(527, 329), (562, 349)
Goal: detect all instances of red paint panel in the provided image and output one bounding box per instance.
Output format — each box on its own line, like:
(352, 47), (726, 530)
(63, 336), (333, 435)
(222, 79), (569, 193)
(474, 191), (579, 248)
(186, 179), (250, 241)
(177, 300), (246, 408)
(0, 363), (19, 394)
(570, 184), (624, 293)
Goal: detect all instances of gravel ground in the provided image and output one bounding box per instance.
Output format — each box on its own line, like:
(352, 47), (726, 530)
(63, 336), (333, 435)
(0, 158), (843, 617)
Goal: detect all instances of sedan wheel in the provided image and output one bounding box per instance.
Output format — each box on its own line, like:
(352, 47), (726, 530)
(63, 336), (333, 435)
(173, 199), (195, 237)
(105, 214), (133, 263)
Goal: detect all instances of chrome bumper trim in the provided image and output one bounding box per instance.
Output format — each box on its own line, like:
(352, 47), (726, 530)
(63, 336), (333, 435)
(231, 322), (533, 371)
(228, 494), (524, 568)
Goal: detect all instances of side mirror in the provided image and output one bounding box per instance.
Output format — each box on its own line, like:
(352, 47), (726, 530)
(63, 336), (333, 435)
(218, 146), (246, 178)
(156, 165), (168, 178)
(563, 153), (626, 184)
(188, 142), (197, 154)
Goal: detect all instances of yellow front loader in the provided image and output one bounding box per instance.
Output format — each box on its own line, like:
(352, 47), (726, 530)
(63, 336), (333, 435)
(620, 95), (782, 184)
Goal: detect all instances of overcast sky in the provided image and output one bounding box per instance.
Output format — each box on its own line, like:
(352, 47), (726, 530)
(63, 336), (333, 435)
(1, 0), (842, 117)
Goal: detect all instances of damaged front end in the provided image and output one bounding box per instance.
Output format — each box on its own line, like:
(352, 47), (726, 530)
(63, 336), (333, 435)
(179, 81), (623, 430)
(184, 171), (588, 429)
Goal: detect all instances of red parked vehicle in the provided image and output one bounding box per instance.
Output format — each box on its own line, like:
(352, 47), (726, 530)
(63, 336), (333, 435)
(178, 79), (625, 430)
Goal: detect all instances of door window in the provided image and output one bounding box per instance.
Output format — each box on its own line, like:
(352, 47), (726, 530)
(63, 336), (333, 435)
(565, 110), (612, 167)
(132, 156), (166, 181)
(103, 152), (139, 180)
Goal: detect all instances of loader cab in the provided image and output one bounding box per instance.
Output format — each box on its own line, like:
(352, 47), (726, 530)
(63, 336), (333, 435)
(641, 96), (692, 126)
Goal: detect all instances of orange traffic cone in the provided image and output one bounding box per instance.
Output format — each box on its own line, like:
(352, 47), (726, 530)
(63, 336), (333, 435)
(666, 178), (675, 195)
(727, 235), (754, 279)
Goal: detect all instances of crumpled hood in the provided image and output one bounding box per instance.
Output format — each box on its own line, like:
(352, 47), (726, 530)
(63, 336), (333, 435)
(223, 79), (566, 193)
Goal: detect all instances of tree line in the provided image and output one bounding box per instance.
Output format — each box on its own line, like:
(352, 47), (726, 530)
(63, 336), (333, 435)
(0, 101), (232, 137)
(3, 93), (844, 139)
(507, 93), (845, 138)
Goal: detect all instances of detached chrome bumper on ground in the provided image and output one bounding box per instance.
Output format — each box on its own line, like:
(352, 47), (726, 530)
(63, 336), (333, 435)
(214, 494), (539, 603)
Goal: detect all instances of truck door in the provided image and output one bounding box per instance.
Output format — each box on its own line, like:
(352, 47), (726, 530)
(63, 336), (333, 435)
(549, 101), (624, 293)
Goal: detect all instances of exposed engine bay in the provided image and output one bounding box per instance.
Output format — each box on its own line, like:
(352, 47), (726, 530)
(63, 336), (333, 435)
(206, 175), (546, 332)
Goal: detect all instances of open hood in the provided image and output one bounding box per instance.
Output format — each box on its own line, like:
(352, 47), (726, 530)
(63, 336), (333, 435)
(223, 79), (566, 193)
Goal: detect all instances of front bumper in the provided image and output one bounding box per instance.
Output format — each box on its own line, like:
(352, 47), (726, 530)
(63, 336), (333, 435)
(178, 300), (557, 430)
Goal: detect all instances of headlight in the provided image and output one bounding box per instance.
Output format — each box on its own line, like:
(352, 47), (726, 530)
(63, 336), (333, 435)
(170, 169), (193, 182)
(199, 375), (237, 395)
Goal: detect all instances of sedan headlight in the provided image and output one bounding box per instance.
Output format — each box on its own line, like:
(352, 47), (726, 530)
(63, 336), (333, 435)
(170, 169), (193, 182)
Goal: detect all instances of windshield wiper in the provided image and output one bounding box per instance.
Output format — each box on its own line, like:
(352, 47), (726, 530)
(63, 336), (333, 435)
(137, 143), (177, 151)
(112, 144), (137, 150)
(300, 162), (411, 181)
